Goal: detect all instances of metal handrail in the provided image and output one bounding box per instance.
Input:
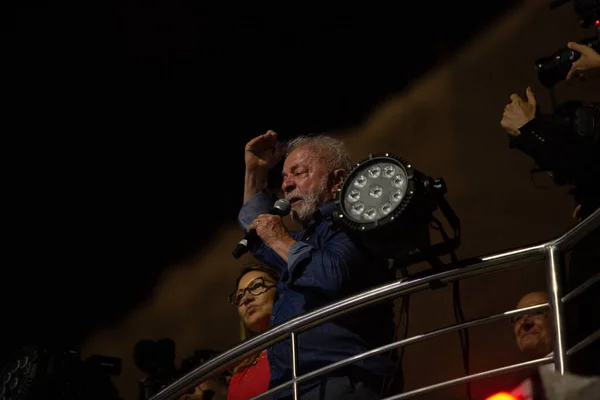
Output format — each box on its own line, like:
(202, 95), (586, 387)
(150, 207), (599, 400)
(548, 207), (600, 251)
(387, 356), (555, 400)
(258, 304), (551, 399)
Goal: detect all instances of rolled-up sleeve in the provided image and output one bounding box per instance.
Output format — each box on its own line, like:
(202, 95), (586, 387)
(288, 241), (314, 271)
(238, 190), (274, 229)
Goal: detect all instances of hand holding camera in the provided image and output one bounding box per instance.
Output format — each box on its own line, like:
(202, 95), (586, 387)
(500, 87), (538, 136)
(565, 41), (600, 81)
(534, 0), (600, 88)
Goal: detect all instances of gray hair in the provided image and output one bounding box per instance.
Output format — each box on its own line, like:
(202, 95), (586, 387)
(284, 134), (353, 173)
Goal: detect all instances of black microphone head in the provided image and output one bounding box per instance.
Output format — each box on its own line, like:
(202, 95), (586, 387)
(273, 199), (291, 216)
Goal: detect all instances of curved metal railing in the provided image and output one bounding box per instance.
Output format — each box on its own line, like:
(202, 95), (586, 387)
(151, 207), (600, 400)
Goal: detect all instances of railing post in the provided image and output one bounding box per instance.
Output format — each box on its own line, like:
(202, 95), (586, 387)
(546, 245), (568, 374)
(290, 332), (299, 399)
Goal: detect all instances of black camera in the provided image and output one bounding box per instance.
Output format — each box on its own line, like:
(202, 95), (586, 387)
(534, 0), (600, 88)
(0, 344), (122, 400)
(509, 99), (600, 218)
(134, 339), (226, 400)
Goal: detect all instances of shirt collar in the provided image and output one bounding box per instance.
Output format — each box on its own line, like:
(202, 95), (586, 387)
(303, 201), (336, 232)
(318, 201), (337, 218)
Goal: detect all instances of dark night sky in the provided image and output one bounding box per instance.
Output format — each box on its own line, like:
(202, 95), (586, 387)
(4, 3), (522, 348)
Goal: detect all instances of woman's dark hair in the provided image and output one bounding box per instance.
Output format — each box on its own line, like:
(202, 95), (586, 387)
(234, 263), (280, 290)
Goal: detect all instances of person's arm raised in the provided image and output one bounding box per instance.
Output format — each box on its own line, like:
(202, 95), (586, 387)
(243, 130), (285, 204)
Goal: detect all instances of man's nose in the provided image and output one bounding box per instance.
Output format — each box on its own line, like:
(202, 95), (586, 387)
(282, 176), (295, 193)
(521, 318), (534, 332)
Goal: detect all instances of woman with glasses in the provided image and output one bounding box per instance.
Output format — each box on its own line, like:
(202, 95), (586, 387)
(227, 263), (279, 400)
(183, 264), (279, 400)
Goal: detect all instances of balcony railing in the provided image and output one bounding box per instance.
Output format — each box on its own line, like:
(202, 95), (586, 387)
(150, 207), (600, 400)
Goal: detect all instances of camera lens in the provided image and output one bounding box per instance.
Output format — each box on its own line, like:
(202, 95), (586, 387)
(535, 48), (580, 88)
(534, 37), (600, 88)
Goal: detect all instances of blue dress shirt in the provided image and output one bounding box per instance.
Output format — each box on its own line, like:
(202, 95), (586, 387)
(238, 191), (395, 398)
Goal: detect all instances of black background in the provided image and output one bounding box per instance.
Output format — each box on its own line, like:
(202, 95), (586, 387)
(4, 2), (522, 348)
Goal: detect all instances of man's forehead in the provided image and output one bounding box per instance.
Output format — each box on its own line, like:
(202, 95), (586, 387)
(516, 292), (548, 308)
(283, 146), (315, 170)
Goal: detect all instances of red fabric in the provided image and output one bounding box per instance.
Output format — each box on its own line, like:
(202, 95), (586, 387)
(227, 352), (270, 400)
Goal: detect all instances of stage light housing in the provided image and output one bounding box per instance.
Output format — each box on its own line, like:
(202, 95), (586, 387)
(332, 153), (460, 266)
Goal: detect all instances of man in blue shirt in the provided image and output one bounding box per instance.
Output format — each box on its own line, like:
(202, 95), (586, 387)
(238, 130), (397, 399)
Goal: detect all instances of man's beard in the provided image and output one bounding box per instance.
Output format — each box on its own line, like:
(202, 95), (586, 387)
(287, 177), (330, 226)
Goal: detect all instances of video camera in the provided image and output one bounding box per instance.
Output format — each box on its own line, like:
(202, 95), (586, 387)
(134, 339), (227, 400)
(534, 0), (600, 88)
(0, 343), (122, 400)
(514, 0), (600, 215)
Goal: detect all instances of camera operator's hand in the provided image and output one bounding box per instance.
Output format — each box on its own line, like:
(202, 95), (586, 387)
(500, 86), (537, 136)
(566, 42), (600, 82)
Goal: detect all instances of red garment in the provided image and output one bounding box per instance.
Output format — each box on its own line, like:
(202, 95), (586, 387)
(228, 351), (270, 400)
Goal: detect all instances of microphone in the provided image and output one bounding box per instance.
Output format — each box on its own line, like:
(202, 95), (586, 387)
(232, 199), (291, 259)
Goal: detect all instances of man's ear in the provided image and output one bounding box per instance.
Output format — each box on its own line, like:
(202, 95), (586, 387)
(331, 169), (347, 193)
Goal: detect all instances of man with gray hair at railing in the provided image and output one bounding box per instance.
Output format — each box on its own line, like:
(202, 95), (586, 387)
(237, 130), (397, 399)
(512, 291), (553, 362)
(508, 291), (599, 400)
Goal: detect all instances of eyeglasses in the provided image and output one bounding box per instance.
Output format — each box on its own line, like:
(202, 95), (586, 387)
(510, 309), (549, 325)
(229, 277), (276, 307)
